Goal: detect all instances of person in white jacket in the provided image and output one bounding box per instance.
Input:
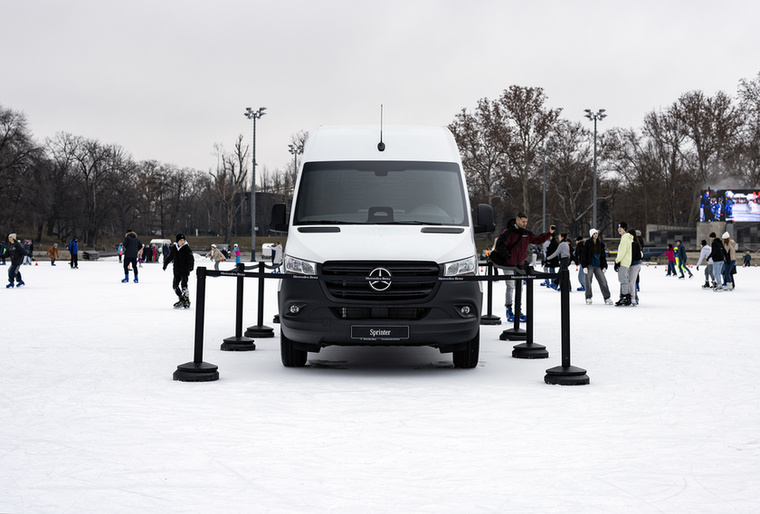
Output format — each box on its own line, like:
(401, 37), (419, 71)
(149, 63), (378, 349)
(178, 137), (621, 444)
(694, 239), (715, 289)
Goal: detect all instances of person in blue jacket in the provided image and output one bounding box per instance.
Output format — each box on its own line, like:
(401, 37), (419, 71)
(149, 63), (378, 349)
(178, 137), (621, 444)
(67, 236), (79, 269)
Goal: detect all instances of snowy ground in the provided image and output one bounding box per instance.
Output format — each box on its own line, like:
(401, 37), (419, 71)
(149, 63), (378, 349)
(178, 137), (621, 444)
(1, 257), (758, 513)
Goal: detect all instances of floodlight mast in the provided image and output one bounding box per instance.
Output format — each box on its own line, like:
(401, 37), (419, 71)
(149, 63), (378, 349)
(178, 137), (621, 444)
(584, 109), (606, 230)
(244, 106), (267, 260)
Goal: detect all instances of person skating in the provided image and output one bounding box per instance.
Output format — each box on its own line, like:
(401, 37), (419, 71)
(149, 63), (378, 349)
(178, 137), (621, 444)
(709, 232), (727, 291)
(121, 230), (144, 283)
(675, 240), (693, 279)
(68, 236), (79, 269)
(205, 244), (225, 272)
(163, 233), (195, 308)
(3, 233), (30, 288)
(614, 222), (633, 306)
(493, 214), (554, 322)
(579, 228), (614, 305)
(694, 239), (715, 289)
(47, 243), (59, 266)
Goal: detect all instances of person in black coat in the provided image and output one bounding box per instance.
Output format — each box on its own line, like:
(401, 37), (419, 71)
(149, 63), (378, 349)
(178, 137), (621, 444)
(579, 228), (613, 305)
(163, 233), (195, 308)
(121, 230), (144, 283)
(709, 232), (727, 290)
(4, 233), (30, 288)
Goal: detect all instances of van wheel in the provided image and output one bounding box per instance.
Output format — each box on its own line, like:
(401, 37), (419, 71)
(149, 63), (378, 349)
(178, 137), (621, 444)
(452, 330), (479, 369)
(281, 332), (307, 367)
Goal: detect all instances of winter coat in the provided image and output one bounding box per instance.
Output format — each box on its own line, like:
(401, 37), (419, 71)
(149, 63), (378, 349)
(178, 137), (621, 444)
(695, 245), (712, 267)
(663, 248), (675, 262)
(205, 247), (224, 262)
(4, 241), (30, 266)
(675, 244), (688, 265)
(544, 237), (560, 267)
(122, 232), (143, 259)
(68, 240), (78, 255)
(47, 246), (59, 259)
(498, 218), (553, 267)
(723, 238), (737, 262)
(710, 238), (726, 263)
(615, 233), (634, 268)
(164, 242), (195, 275)
(546, 240), (571, 262)
(580, 238), (608, 270)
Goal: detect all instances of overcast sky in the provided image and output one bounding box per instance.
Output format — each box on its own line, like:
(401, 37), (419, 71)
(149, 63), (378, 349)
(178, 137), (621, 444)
(2, 0), (758, 175)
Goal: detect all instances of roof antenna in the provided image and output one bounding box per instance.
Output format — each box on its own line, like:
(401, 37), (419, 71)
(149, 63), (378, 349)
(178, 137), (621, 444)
(377, 104), (385, 152)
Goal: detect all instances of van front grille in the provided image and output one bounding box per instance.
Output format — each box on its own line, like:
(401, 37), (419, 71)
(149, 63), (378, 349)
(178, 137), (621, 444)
(320, 261), (439, 302)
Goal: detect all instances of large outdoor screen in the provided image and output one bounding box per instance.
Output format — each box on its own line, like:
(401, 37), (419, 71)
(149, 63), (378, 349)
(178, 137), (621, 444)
(700, 189), (760, 222)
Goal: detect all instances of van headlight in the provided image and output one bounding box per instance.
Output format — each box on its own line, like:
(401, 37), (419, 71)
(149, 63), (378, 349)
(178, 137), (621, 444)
(444, 256), (477, 276)
(284, 255), (317, 275)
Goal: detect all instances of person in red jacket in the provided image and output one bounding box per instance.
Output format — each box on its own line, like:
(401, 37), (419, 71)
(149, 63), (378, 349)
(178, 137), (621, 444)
(496, 213), (554, 321)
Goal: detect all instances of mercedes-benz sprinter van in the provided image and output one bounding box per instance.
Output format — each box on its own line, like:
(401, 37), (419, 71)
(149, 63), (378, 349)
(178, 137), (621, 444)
(272, 125), (494, 368)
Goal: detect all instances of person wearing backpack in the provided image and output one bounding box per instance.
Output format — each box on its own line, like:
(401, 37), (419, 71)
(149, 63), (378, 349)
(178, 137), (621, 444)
(490, 213), (554, 322)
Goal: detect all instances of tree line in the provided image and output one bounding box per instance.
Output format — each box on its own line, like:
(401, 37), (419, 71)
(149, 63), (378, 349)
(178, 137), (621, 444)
(0, 108), (304, 247)
(2, 72), (758, 245)
(449, 73), (760, 236)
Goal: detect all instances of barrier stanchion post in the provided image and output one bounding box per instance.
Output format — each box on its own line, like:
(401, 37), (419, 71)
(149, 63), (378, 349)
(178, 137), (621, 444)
(480, 261), (501, 325)
(545, 267), (589, 385)
(173, 267), (219, 382)
(512, 266), (548, 358)
(245, 261), (275, 338)
(222, 263), (256, 351)
(500, 269), (526, 340)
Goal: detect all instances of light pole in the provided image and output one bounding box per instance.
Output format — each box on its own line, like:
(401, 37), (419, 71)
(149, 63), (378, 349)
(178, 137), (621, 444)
(244, 106), (266, 261)
(541, 146), (552, 233)
(584, 108), (606, 230)
(288, 142), (303, 176)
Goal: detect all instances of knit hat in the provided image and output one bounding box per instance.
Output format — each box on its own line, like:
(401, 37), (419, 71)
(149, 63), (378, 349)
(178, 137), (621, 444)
(709, 232), (716, 238)
(175, 233), (185, 242)
(8, 233), (16, 240)
(589, 228), (598, 237)
(722, 231), (730, 239)
(234, 243), (238, 247)
(701, 240), (707, 246)
(211, 244), (217, 248)
(618, 222), (628, 230)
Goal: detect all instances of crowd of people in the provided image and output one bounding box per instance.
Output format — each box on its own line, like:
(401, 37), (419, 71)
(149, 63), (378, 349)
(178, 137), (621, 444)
(489, 215), (755, 319)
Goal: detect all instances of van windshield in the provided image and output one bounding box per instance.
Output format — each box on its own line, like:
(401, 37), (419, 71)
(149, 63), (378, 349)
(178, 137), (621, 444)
(293, 161), (468, 226)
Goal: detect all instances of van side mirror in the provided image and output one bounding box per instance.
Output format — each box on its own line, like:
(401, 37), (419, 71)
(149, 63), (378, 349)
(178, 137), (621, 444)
(473, 204), (495, 234)
(270, 203), (289, 232)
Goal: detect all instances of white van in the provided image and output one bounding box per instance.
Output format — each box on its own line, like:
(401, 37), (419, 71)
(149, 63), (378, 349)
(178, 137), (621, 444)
(271, 125), (494, 368)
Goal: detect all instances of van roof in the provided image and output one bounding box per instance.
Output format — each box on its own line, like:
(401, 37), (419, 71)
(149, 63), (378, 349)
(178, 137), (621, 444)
(303, 125), (461, 163)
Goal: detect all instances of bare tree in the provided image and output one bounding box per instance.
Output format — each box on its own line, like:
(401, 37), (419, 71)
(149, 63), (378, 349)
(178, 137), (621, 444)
(494, 86), (562, 219)
(736, 72), (760, 187)
(208, 136), (249, 242)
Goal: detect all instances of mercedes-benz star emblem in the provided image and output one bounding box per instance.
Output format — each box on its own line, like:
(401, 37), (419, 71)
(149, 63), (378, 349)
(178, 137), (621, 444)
(368, 267), (392, 292)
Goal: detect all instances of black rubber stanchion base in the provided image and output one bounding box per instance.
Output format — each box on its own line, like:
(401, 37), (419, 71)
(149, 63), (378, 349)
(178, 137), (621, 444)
(500, 328), (527, 341)
(245, 325), (275, 338)
(512, 342), (549, 359)
(480, 315), (501, 326)
(544, 365), (590, 385)
(273, 314), (280, 324)
(221, 336), (256, 351)
(173, 361), (219, 382)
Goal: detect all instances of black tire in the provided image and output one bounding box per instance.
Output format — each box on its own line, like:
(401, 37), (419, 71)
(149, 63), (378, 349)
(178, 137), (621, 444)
(281, 331), (307, 367)
(452, 330), (480, 369)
